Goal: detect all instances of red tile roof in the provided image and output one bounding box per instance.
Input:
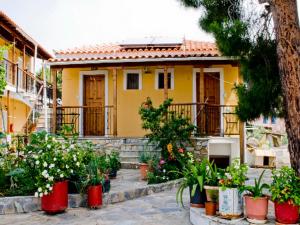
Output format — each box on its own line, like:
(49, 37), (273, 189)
(50, 40), (221, 63)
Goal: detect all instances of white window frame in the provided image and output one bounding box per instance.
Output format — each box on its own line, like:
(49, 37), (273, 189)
(123, 69), (142, 90)
(155, 68), (174, 90)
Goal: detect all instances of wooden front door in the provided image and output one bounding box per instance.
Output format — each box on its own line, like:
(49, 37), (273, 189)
(204, 72), (221, 135)
(83, 75), (105, 136)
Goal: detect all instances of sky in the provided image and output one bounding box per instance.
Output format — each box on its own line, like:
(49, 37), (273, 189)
(0, 0), (299, 55)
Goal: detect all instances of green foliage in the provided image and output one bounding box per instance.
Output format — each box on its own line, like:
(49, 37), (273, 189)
(270, 167), (300, 206)
(219, 158), (248, 190)
(176, 158), (208, 207)
(84, 154), (105, 186)
(139, 98), (196, 160)
(0, 45), (9, 95)
(240, 170), (269, 198)
(106, 152), (121, 172)
(205, 160), (224, 186)
(178, 0), (282, 121)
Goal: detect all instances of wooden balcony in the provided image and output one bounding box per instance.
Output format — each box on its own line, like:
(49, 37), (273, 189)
(2, 58), (44, 95)
(169, 103), (239, 136)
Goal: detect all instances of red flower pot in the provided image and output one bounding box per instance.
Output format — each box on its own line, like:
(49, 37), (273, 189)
(87, 185), (103, 208)
(41, 181), (68, 214)
(274, 201), (299, 224)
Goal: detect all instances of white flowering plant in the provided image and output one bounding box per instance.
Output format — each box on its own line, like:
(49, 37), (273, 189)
(25, 131), (75, 197)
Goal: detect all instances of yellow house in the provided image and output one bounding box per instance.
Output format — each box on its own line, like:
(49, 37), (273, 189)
(0, 11), (52, 133)
(49, 38), (241, 140)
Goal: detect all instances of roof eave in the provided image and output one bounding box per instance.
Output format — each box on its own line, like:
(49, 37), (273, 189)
(48, 56), (239, 66)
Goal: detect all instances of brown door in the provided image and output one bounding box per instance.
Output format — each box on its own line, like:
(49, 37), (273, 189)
(204, 72), (221, 135)
(83, 75), (105, 136)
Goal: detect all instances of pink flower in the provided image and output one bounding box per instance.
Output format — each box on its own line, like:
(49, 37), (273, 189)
(178, 148), (184, 154)
(159, 159), (165, 165)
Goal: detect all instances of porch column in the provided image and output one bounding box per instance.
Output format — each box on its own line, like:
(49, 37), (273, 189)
(199, 66), (205, 103)
(33, 45), (38, 122)
(42, 61), (48, 131)
(238, 65), (245, 163)
(6, 90), (10, 133)
(163, 66), (168, 100)
(51, 68), (57, 134)
(113, 68), (118, 136)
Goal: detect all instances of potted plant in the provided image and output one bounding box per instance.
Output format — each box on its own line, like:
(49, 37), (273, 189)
(83, 155), (105, 209)
(204, 161), (224, 210)
(205, 190), (218, 216)
(139, 151), (152, 180)
(242, 170), (270, 223)
(176, 159), (207, 208)
(107, 152), (121, 179)
(270, 166), (300, 224)
(26, 132), (74, 214)
(102, 174), (111, 193)
(218, 159), (248, 219)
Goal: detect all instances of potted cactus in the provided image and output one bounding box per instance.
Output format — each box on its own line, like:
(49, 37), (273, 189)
(270, 167), (300, 224)
(242, 170), (270, 223)
(218, 159), (248, 219)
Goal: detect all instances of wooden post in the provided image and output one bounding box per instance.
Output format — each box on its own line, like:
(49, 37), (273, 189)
(239, 121), (245, 164)
(22, 45), (26, 91)
(6, 90), (10, 133)
(113, 68), (118, 136)
(237, 65), (245, 163)
(163, 66), (168, 100)
(200, 66), (204, 102)
(12, 37), (16, 85)
(51, 69), (57, 134)
(42, 61), (48, 131)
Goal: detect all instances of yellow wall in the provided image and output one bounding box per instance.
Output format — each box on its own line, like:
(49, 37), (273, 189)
(0, 97), (30, 133)
(61, 64), (240, 137)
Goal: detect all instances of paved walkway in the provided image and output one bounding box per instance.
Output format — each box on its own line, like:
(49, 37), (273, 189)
(0, 189), (191, 225)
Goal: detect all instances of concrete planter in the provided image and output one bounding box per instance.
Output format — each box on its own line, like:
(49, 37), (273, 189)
(219, 187), (243, 219)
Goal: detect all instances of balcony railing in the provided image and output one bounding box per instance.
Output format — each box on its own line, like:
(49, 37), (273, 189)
(2, 58), (44, 95)
(168, 103), (239, 136)
(54, 106), (114, 136)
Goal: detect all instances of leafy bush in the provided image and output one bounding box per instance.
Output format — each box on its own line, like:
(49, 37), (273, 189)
(270, 167), (300, 205)
(219, 159), (248, 190)
(139, 98), (196, 184)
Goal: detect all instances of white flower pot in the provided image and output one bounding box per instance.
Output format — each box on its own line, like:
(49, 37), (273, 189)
(219, 187), (243, 218)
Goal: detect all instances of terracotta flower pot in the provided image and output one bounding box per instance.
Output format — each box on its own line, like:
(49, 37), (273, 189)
(244, 195), (269, 223)
(140, 163), (149, 180)
(274, 201), (299, 224)
(87, 185), (102, 208)
(189, 186), (207, 208)
(41, 180), (68, 214)
(204, 185), (219, 210)
(205, 202), (217, 216)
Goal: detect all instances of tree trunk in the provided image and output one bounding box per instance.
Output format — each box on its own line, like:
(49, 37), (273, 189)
(270, 0), (300, 175)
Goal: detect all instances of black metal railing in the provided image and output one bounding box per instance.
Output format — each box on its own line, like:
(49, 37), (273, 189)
(54, 106), (114, 136)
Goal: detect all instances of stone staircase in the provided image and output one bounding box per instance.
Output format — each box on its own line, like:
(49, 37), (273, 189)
(119, 142), (160, 169)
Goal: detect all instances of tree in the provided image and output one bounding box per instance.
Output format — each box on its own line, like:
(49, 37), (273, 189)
(178, 0), (300, 174)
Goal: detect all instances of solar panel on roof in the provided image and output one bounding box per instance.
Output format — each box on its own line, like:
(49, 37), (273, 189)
(120, 37), (182, 48)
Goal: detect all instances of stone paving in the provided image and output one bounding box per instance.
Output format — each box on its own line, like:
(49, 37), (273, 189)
(0, 189), (191, 225)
